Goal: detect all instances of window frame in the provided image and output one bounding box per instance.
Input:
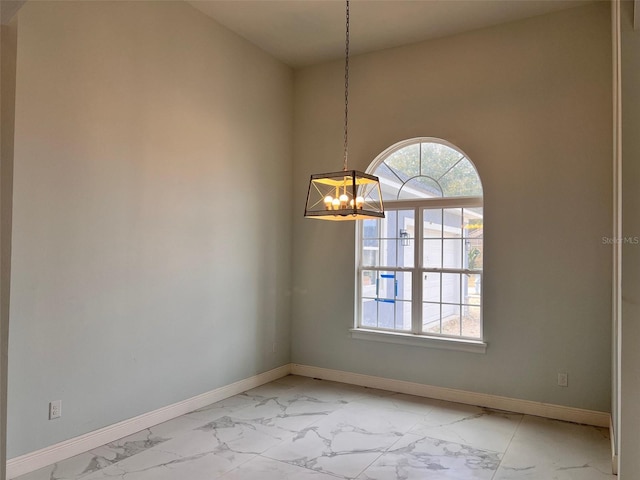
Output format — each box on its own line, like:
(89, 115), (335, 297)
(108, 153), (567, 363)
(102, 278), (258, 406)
(352, 138), (486, 353)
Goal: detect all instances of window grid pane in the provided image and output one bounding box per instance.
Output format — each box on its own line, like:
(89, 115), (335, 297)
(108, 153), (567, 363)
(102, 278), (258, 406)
(357, 140), (483, 342)
(359, 268), (412, 331)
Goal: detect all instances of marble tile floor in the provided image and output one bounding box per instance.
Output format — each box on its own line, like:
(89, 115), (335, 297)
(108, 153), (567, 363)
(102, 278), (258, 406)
(14, 375), (615, 480)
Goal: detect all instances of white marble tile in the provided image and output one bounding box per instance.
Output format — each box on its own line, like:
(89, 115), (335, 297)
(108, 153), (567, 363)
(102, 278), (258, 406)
(350, 386), (400, 400)
(80, 446), (249, 480)
(80, 413), (288, 480)
(272, 375), (317, 388)
(12, 452), (108, 480)
(88, 415), (201, 463)
(410, 401), (522, 453)
(12, 379), (615, 480)
(12, 417), (201, 480)
(243, 381), (299, 399)
(262, 402), (422, 478)
(228, 390), (347, 433)
(190, 414), (295, 455)
(220, 455), (346, 480)
(492, 416), (615, 479)
(184, 393), (263, 424)
(335, 402), (424, 435)
(357, 433), (501, 480)
(350, 392), (438, 417)
(287, 379), (374, 404)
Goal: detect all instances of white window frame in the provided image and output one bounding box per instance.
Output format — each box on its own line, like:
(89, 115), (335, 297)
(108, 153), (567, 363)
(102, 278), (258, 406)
(351, 139), (486, 354)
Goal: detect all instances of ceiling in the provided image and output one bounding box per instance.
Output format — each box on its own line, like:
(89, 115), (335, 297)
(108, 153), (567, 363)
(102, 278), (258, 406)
(1, 0), (25, 25)
(187, 0), (594, 68)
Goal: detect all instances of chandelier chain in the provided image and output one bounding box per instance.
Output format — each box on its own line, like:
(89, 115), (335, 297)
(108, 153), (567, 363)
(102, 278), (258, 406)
(343, 0), (350, 171)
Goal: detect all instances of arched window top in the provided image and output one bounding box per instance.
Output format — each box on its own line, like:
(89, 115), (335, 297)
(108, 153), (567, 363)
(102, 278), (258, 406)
(368, 138), (483, 201)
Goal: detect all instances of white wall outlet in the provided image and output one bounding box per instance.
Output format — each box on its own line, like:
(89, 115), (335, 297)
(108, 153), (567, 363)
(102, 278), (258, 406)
(557, 372), (568, 387)
(49, 400), (61, 420)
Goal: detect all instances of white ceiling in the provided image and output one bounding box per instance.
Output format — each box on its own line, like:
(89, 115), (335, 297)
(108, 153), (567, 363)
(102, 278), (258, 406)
(187, 0), (594, 67)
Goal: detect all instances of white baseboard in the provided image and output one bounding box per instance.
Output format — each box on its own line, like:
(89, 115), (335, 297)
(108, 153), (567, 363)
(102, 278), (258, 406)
(610, 416), (618, 475)
(291, 364), (611, 428)
(6, 364), (291, 479)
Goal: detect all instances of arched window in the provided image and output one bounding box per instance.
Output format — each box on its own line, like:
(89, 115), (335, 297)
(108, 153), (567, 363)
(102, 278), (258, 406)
(355, 138), (484, 350)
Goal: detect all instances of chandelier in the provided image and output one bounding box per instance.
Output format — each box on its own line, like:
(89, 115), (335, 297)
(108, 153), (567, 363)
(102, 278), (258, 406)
(304, 0), (384, 221)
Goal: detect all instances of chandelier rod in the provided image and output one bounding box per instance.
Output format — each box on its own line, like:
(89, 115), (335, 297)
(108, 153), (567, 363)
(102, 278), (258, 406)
(343, 0), (350, 172)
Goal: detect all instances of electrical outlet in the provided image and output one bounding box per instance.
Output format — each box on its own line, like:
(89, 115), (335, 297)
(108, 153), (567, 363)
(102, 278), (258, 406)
(49, 400), (61, 420)
(557, 373), (568, 387)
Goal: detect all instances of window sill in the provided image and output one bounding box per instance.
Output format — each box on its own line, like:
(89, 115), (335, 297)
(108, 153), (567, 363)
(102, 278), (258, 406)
(349, 328), (487, 354)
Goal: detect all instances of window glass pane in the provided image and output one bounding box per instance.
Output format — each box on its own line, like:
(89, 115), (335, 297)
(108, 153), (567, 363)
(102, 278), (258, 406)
(380, 210), (397, 238)
(395, 272), (412, 301)
(422, 272), (440, 302)
(379, 240), (397, 267)
(464, 273), (482, 302)
(441, 304), (461, 336)
(420, 142), (463, 179)
(443, 208), (463, 238)
(362, 240), (379, 267)
(462, 305), (481, 338)
(397, 210), (415, 267)
(442, 273), (461, 304)
(376, 162), (403, 201)
(439, 157), (483, 197)
(463, 207), (483, 239)
(363, 219), (379, 238)
(422, 303), (441, 333)
(464, 207), (483, 272)
(385, 144), (420, 181)
(395, 301), (412, 331)
(398, 177), (442, 199)
(465, 242), (482, 271)
(442, 239), (463, 269)
(361, 270), (377, 299)
(423, 209), (442, 238)
(361, 298), (377, 328)
(378, 300), (395, 329)
(423, 239), (442, 268)
(399, 239), (414, 268)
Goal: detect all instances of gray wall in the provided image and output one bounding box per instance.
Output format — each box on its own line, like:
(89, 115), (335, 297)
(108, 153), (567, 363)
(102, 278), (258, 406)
(8, 1), (292, 458)
(620, 1), (640, 477)
(292, 3), (613, 412)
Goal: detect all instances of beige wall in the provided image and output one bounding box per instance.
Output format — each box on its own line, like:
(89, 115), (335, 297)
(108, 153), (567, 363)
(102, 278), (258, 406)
(8, 1), (292, 457)
(292, 2), (612, 412)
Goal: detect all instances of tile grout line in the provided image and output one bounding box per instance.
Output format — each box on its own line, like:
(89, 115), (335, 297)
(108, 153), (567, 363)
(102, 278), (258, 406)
(350, 403), (432, 480)
(301, 386), (395, 479)
(237, 380), (355, 480)
(490, 413), (526, 480)
(215, 452), (262, 479)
